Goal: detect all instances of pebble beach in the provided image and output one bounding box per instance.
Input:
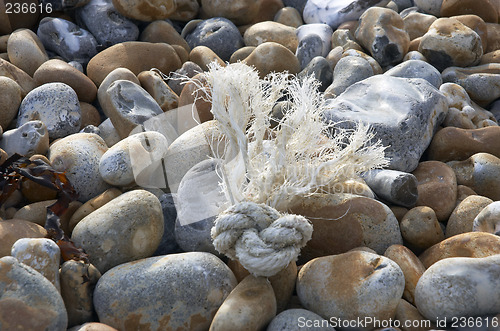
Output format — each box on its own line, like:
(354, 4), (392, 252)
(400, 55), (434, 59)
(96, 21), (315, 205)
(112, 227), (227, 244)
(1, 0), (500, 330)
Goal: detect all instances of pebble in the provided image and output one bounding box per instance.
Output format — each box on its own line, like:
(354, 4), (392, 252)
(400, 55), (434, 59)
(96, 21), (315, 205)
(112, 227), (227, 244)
(285, 193), (403, 261)
(297, 56), (333, 92)
(93, 252), (237, 330)
(17, 82), (81, 140)
(361, 169), (419, 208)
(87, 41), (181, 86)
(137, 70), (178, 112)
(415, 255), (500, 319)
(0, 76), (22, 130)
(7, 28), (49, 77)
(296, 23), (332, 57)
(111, 0), (174, 21)
(210, 275), (277, 330)
(189, 45), (225, 71)
(414, 0), (443, 16)
(168, 61), (202, 96)
(245, 41), (301, 77)
(324, 75), (448, 172)
(412, 161), (457, 221)
(71, 189), (163, 272)
(37, 18), (98, 65)
(49, 133), (110, 202)
(395, 299), (433, 331)
(384, 59), (442, 89)
(60, 260), (101, 327)
(297, 251), (405, 323)
(97, 67), (140, 105)
(244, 21), (298, 53)
(418, 18), (483, 71)
(99, 131), (169, 187)
(10, 237), (61, 292)
(419, 232), (500, 268)
(275, 7), (304, 28)
(453, 14), (489, 52)
(0, 219), (47, 257)
(428, 126), (500, 162)
(0, 256), (68, 330)
(99, 79), (164, 138)
(384, 244), (426, 305)
(446, 195), (493, 237)
(97, 118), (121, 147)
(177, 72), (213, 123)
(341, 48), (384, 74)
(140, 20), (190, 52)
(441, 0), (498, 23)
(268, 308), (334, 331)
(303, 0), (391, 29)
(80, 102), (101, 129)
(0, 120), (49, 157)
(153, 193), (182, 255)
(403, 12), (437, 40)
(295, 35), (325, 69)
(355, 7), (410, 67)
(325, 55), (374, 98)
(76, 0), (139, 48)
(331, 29), (363, 51)
(34, 59), (97, 103)
(472, 201), (500, 235)
(184, 18), (244, 62)
(399, 206), (445, 251)
(0, 58), (37, 96)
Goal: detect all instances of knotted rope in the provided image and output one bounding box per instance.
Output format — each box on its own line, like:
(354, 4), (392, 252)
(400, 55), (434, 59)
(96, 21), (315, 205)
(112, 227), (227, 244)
(211, 201), (313, 277)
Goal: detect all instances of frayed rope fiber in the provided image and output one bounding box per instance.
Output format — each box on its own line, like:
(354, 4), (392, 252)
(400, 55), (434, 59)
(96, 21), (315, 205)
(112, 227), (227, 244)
(211, 201), (313, 277)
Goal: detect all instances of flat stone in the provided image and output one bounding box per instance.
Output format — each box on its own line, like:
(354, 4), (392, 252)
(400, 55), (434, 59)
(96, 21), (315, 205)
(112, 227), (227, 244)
(0, 256), (68, 330)
(323, 75), (448, 172)
(111, 0), (175, 21)
(71, 189), (164, 272)
(415, 255), (500, 319)
(446, 195), (493, 237)
(49, 133), (110, 202)
(7, 28), (49, 76)
(93, 252), (237, 330)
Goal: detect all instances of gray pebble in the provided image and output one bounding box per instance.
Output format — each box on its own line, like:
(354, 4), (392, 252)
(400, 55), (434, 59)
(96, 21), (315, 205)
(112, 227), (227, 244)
(153, 193), (182, 256)
(298, 56), (333, 92)
(325, 56), (374, 98)
(296, 34), (324, 70)
(384, 59), (442, 88)
(37, 17), (98, 65)
(76, 0), (139, 48)
(361, 169), (419, 208)
(17, 82), (81, 140)
(168, 61), (202, 96)
(184, 17), (244, 61)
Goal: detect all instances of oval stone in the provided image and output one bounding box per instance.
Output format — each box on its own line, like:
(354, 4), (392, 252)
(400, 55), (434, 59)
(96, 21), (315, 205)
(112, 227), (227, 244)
(446, 195), (493, 237)
(244, 42), (301, 78)
(0, 76), (22, 130)
(0, 219), (47, 258)
(7, 28), (48, 76)
(93, 252), (237, 330)
(244, 21), (298, 53)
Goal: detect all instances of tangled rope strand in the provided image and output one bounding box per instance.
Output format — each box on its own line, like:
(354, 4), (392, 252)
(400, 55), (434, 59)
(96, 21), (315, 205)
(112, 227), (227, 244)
(211, 201), (313, 277)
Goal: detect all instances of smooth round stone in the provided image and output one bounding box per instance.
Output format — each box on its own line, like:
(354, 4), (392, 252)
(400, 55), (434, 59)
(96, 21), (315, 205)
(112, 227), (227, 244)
(472, 201), (500, 235)
(200, 0), (260, 25)
(384, 244), (426, 305)
(210, 275), (276, 330)
(184, 18), (243, 62)
(188, 45), (225, 71)
(355, 7), (410, 67)
(111, 0), (174, 21)
(34, 59), (97, 103)
(325, 56), (374, 98)
(297, 251), (405, 323)
(37, 18), (98, 65)
(412, 161), (457, 221)
(94, 252), (237, 330)
(297, 56), (333, 92)
(13, 199), (57, 226)
(361, 169), (418, 208)
(341, 48), (384, 74)
(99, 79), (164, 138)
(99, 131), (169, 187)
(7, 28), (48, 77)
(395, 299), (432, 331)
(0, 76), (22, 130)
(17, 82), (81, 140)
(453, 14), (489, 52)
(325, 46), (343, 70)
(267, 308), (334, 331)
(296, 23), (332, 57)
(441, 0), (498, 23)
(137, 70), (178, 112)
(447, 152), (500, 200)
(275, 7), (304, 28)
(244, 21), (298, 53)
(0, 58), (37, 96)
(295, 34), (324, 69)
(76, 0), (139, 47)
(442, 64), (500, 107)
(140, 20), (190, 52)
(0, 256), (68, 330)
(87, 41), (181, 86)
(0, 120), (48, 158)
(419, 232), (500, 268)
(49, 133), (110, 202)
(168, 61), (202, 96)
(403, 12), (437, 40)
(303, 0), (391, 29)
(415, 255), (500, 319)
(11, 238), (61, 292)
(384, 59), (442, 88)
(428, 126), (500, 162)
(0, 219), (47, 257)
(71, 189), (163, 272)
(60, 260), (101, 327)
(400, 206), (445, 251)
(446, 195), (493, 237)
(284, 193), (403, 261)
(79, 102), (101, 129)
(418, 18), (483, 71)
(245, 42), (301, 78)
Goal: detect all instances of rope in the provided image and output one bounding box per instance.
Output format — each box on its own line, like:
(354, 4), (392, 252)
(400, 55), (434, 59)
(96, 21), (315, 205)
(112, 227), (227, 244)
(211, 201), (313, 277)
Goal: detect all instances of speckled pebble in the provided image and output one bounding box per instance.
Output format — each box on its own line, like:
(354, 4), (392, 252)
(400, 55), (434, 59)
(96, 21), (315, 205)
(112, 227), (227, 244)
(400, 206), (445, 251)
(325, 55), (374, 98)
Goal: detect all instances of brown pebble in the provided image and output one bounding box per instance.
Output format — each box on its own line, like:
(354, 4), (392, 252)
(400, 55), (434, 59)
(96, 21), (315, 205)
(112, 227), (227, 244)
(112, 0), (175, 21)
(79, 102), (101, 129)
(244, 21), (299, 53)
(7, 28), (49, 76)
(140, 20), (190, 52)
(395, 299), (434, 331)
(456, 184), (477, 204)
(0, 58), (37, 95)
(452, 14), (489, 52)
(441, 0), (498, 24)
(230, 46), (256, 63)
(446, 195), (493, 237)
(0, 219), (47, 257)
(189, 46), (225, 72)
(178, 73), (213, 123)
(0, 76), (23, 130)
(486, 22), (500, 53)
(274, 7), (303, 28)
(171, 44), (189, 64)
(244, 42), (300, 78)
(138, 70), (179, 112)
(400, 206), (445, 251)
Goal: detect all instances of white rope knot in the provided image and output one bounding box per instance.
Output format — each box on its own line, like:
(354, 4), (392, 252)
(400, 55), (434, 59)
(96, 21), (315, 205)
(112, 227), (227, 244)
(211, 201), (313, 277)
